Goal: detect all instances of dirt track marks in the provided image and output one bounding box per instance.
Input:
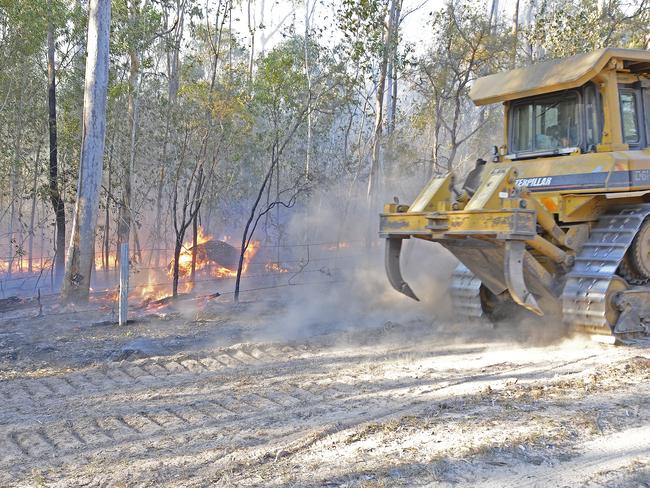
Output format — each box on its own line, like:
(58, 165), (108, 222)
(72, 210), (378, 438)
(0, 343), (307, 406)
(0, 340), (638, 485)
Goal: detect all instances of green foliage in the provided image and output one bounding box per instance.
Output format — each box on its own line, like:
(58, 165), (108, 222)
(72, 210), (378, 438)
(337, 0), (389, 68)
(524, 0), (650, 59)
(111, 0), (163, 57)
(409, 0), (512, 172)
(0, 0), (49, 57)
(253, 38), (309, 116)
(0, 0), (647, 266)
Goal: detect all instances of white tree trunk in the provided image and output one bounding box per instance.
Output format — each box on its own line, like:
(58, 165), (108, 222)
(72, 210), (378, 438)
(367, 0), (400, 211)
(303, 0), (315, 175)
(117, 0), (140, 264)
(61, 0), (111, 303)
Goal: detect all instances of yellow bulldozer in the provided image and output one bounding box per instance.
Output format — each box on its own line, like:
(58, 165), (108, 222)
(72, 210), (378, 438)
(380, 48), (650, 340)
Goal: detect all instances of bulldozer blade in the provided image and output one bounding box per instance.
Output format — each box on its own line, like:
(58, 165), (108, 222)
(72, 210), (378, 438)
(504, 240), (543, 316)
(385, 238), (420, 301)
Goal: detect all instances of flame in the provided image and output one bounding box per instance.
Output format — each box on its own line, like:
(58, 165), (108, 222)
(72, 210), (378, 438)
(94, 254), (117, 270)
(265, 262), (289, 273)
(138, 275), (169, 301)
(326, 241), (351, 251)
(105, 287), (119, 302)
(179, 281), (194, 293)
(172, 227), (214, 278)
(0, 256), (52, 274)
(210, 241), (260, 278)
(169, 226), (260, 280)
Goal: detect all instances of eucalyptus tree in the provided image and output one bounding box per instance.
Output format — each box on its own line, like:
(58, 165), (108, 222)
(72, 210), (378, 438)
(523, 0), (650, 60)
(411, 0), (511, 177)
(109, 0), (163, 264)
(0, 0), (51, 275)
(337, 0), (404, 210)
(167, 0), (251, 296)
(232, 35), (351, 301)
(47, 0), (67, 282)
(61, 0), (111, 303)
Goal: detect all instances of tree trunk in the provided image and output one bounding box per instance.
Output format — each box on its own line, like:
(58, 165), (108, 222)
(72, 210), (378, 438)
(247, 0), (255, 85)
(386, 0), (402, 137)
(366, 0), (396, 229)
(47, 1), (66, 284)
(303, 0), (314, 175)
(235, 144), (277, 303)
(390, 62), (398, 132)
(489, 0), (499, 34)
(172, 235), (182, 297)
(28, 145), (42, 273)
(190, 209), (198, 285)
(103, 129), (115, 270)
(61, 0), (111, 303)
(152, 167), (164, 268)
(168, 0), (184, 103)
(171, 162), (204, 297)
(512, 0), (520, 66)
(8, 78), (24, 278)
(132, 223), (142, 264)
(117, 0), (140, 264)
(233, 112), (307, 302)
(386, 59), (393, 135)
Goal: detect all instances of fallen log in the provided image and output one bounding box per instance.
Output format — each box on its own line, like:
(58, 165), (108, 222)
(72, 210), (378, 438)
(195, 240), (240, 270)
(0, 296), (38, 313)
(169, 239), (240, 273)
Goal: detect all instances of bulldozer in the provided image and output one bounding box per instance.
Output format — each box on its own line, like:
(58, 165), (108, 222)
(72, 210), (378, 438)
(380, 48), (650, 340)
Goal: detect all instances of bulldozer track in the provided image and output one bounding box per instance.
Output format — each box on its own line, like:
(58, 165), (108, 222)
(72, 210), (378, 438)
(0, 341), (622, 482)
(562, 204), (650, 334)
(448, 205), (650, 334)
(450, 263), (484, 321)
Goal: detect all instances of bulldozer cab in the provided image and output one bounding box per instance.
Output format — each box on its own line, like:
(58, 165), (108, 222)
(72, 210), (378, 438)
(510, 89), (584, 155)
(505, 81), (649, 159)
(470, 48), (650, 155)
(380, 48), (650, 340)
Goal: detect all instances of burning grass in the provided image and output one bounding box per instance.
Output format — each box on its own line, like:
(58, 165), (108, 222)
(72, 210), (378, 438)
(93, 227), (288, 307)
(0, 256), (53, 274)
(265, 262), (289, 273)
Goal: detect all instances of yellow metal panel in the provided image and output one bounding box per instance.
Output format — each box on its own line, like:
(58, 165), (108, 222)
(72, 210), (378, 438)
(595, 68), (624, 146)
(627, 151), (650, 190)
(465, 167), (514, 210)
(379, 213), (431, 237)
(540, 196), (559, 212)
(409, 174), (452, 212)
(560, 194), (603, 222)
(469, 48), (650, 106)
(446, 209), (536, 237)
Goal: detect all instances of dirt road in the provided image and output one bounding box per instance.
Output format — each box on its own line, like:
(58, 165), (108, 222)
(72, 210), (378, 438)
(1, 307), (649, 487)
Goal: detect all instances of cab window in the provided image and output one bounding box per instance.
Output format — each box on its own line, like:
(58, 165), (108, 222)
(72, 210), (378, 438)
(584, 83), (602, 147)
(512, 104), (533, 152)
(510, 92), (580, 154)
(620, 90), (640, 144)
(643, 87), (650, 146)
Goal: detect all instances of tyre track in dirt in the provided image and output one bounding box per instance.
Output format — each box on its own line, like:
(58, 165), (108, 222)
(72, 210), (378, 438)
(0, 339), (629, 485)
(477, 423), (650, 487)
(0, 343), (310, 404)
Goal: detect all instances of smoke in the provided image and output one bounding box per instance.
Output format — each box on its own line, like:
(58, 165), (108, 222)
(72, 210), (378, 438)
(248, 179), (459, 342)
(210, 176), (574, 349)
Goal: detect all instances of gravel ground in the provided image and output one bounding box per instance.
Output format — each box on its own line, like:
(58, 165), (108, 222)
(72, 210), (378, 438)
(1, 291), (649, 487)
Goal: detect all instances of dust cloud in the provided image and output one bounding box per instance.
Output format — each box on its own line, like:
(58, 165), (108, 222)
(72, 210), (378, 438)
(223, 179), (575, 349)
(247, 181), (459, 342)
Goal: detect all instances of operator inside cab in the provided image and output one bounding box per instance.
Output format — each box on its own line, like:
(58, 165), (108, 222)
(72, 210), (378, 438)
(511, 91), (581, 157)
